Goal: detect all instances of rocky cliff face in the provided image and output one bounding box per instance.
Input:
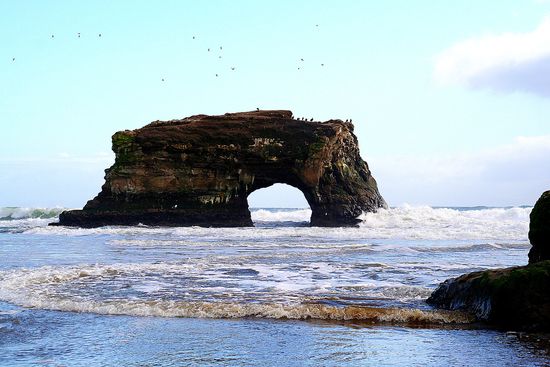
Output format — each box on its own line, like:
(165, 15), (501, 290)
(56, 110), (386, 227)
(529, 190), (550, 264)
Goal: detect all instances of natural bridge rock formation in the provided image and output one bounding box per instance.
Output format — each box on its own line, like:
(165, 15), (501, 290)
(56, 110), (386, 227)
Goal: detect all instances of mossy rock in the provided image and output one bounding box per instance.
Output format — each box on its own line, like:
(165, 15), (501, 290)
(112, 131), (135, 148)
(428, 260), (550, 331)
(529, 190), (550, 263)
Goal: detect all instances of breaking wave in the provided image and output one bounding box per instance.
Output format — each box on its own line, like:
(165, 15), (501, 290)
(0, 207), (67, 220)
(0, 268), (469, 325)
(0, 298), (473, 325)
(1, 205), (531, 241)
(0, 263), (472, 325)
(358, 205), (530, 240)
(251, 208), (310, 223)
(0, 206), (527, 326)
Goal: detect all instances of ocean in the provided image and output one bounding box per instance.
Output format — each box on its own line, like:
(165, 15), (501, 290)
(0, 206), (548, 366)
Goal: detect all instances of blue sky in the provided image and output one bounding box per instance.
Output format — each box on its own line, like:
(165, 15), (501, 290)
(1, 1), (549, 208)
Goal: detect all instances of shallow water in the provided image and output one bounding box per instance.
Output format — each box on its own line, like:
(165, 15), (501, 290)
(0, 206), (548, 366)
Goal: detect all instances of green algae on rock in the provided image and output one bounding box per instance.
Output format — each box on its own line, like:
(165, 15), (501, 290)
(427, 261), (550, 331)
(54, 110), (386, 227)
(428, 190), (550, 331)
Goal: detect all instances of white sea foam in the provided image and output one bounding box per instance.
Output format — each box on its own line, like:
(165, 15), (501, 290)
(0, 206), (529, 325)
(251, 208), (311, 222)
(1, 205), (530, 241)
(358, 205), (531, 240)
(0, 207), (67, 220)
(0, 263), (470, 324)
(0, 298), (472, 324)
(0, 262), (432, 312)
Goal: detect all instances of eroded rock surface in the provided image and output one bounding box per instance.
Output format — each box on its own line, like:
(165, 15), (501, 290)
(427, 261), (550, 331)
(529, 190), (550, 264)
(427, 191), (550, 331)
(56, 110), (386, 227)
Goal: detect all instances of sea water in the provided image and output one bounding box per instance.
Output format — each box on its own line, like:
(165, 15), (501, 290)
(0, 206), (548, 366)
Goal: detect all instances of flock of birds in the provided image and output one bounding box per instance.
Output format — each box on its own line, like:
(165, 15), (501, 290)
(256, 108), (351, 123)
(297, 24), (324, 70)
(292, 117), (352, 122)
(9, 25), (355, 123)
(165, 40), (233, 81)
(189, 25), (325, 79)
(203, 44), (233, 78)
(11, 32), (103, 63)
(10, 24), (326, 80)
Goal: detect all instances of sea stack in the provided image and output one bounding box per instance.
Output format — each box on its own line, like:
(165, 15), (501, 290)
(427, 190), (550, 331)
(54, 110), (386, 227)
(528, 190), (550, 263)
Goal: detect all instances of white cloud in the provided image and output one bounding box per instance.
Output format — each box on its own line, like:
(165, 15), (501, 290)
(369, 135), (550, 206)
(434, 17), (550, 97)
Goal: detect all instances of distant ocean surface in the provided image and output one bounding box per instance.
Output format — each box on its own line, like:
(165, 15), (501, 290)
(0, 206), (548, 366)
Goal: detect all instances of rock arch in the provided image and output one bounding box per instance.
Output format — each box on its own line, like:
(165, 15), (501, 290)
(56, 110), (386, 227)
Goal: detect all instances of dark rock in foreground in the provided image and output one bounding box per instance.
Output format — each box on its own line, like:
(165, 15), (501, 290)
(529, 190), (550, 264)
(54, 110), (386, 227)
(427, 261), (550, 331)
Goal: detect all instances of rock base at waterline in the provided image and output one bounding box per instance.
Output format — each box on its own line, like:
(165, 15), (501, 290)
(427, 261), (550, 331)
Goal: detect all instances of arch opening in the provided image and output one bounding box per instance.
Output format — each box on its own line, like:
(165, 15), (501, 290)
(247, 183), (311, 227)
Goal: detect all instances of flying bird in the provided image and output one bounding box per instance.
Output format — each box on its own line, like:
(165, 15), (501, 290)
(193, 36), (196, 39)
(208, 48), (210, 52)
(77, 32), (80, 38)
(161, 78), (165, 82)
(51, 35), (54, 38)
(215, 73), (219, 77)
(321, 63), (324, 66)
(231, 67), (235, 71)
(99, 33), (102, 37)
(310, 118), (313, 122)
(12, 57), (15, 62)
(219, 56), (222, 59)
(220, 46), (222, 50)
(300, 58), (304, 61)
